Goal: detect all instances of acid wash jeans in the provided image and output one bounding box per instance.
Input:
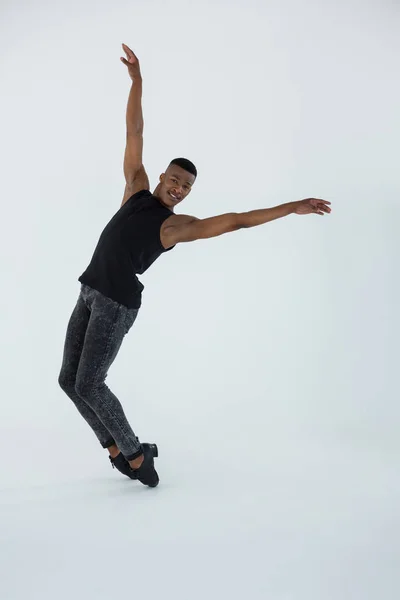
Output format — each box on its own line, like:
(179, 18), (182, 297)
(58, 284), (142, 461)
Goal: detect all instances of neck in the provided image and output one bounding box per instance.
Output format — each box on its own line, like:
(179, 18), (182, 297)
(153, 184), (175, 211)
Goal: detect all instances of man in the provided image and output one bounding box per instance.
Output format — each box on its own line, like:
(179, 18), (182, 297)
(58, 43), (331, 489)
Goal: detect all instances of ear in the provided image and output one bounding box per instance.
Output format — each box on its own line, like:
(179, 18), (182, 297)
(159, 173), (165, 183)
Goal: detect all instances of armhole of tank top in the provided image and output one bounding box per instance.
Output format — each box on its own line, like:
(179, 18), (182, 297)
(160, 211), (176, 253)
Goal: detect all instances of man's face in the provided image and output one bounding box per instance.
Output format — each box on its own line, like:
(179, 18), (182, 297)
(158, 165), (196, 209)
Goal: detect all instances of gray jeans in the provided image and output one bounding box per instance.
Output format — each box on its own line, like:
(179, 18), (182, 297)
(58, 284), (142, 461)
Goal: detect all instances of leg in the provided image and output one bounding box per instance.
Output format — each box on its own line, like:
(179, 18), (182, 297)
(73, 285), (142, 461)
(58, 289), (116, 449)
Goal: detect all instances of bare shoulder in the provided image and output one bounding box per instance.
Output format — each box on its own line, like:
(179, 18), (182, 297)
(160, 214), (199, 249)
(163, 214), (199, 227)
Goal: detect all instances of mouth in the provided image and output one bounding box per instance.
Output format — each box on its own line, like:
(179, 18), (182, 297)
(168, 192), (181, 202)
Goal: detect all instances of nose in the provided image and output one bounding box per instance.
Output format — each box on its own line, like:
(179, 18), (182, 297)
(171, 187), (183, 198)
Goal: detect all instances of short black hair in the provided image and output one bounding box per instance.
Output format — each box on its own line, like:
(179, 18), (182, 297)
(169, 158), (197, 178)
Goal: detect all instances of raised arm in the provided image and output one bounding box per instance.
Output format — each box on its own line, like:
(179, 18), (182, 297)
(120, 44), (149, 206)
(160, 199), (331, 248)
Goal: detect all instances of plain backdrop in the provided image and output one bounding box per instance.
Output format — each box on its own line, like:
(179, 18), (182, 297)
(0, 0), (399, 599)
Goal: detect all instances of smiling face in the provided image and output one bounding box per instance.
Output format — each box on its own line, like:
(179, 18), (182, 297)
(156, 164), (196, 210)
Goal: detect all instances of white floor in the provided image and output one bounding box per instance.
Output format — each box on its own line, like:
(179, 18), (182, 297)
(2, 0), (399, 597)
(1, 419), (398, 600)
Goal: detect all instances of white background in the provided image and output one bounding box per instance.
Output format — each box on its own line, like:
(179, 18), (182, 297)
(1, 0), (399, 598)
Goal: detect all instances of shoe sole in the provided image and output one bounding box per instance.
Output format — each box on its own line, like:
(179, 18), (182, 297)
(147, 476), (159, 488)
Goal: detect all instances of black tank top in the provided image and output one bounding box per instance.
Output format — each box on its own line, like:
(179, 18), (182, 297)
(78, 189), (175, 308)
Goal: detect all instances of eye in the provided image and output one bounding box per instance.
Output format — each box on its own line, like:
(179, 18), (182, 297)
(171, 178), (178, 183)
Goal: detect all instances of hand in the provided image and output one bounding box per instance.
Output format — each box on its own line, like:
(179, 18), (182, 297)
(120, 43), (142, 83)
(293, 198), (332, 215)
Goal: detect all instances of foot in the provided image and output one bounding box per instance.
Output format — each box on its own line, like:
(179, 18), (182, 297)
(129, 443), (159, 488)
(109, 443), (158, 484)
(109, 452), (136, 478)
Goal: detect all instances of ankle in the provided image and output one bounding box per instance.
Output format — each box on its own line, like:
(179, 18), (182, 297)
(129, 454), (144, 470)
(107, 444), (120, 459)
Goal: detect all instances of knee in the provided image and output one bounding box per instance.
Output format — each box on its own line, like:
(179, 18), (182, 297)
(58, 370), (75, 394)
(75, 377), (97, 401)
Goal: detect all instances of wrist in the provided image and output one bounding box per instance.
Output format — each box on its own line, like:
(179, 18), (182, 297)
(286, 201), (297, 215)
(130, 75), (142, 86)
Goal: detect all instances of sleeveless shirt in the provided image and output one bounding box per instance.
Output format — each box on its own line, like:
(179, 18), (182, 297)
(78, 189), (175, 308)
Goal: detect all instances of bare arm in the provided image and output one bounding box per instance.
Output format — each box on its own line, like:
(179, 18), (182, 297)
(120, 44), (149, 206)
(162, 199), (331, 246)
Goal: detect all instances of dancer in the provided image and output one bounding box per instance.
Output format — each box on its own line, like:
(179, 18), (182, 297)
(58, 43), (331, 488)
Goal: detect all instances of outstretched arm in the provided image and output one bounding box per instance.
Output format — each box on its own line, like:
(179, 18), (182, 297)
(120, 43), (149, 206)
(161, 199), (332, 247)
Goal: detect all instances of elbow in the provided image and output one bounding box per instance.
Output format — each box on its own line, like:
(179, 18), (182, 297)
(126, 128), (143, 138)
(232, 212), (247, 230)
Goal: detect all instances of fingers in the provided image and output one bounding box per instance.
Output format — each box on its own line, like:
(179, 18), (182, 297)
(306, 200), (330, 216)
(313, 199), (331, 205)
(310, 198), (331, 213)
(122, 43), (133, 56)
(305, 198), (331, 207)
(297, 198), (331, 216)
(122, 43), (137, 63)
(319, 203), (331, 213)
